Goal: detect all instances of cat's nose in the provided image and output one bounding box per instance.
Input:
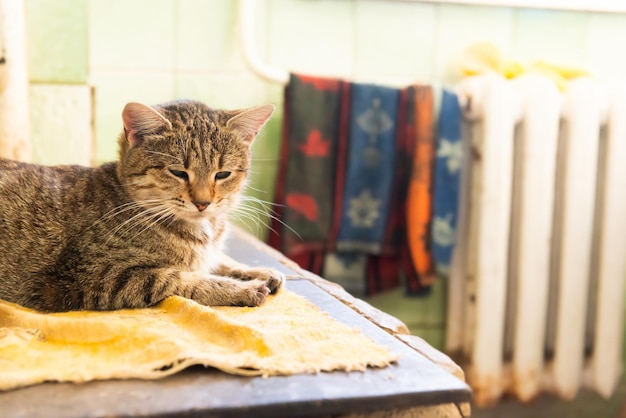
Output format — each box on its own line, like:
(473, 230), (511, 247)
(192, 200), (211, 212)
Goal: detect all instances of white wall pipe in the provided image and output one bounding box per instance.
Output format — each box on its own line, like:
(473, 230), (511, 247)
(0, 0), (30, 161)
(238, 0), (289, 85)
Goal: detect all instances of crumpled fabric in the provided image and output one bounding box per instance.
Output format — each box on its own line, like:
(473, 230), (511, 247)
(0, 289), (397, 391)
(461, 42), (589, 90)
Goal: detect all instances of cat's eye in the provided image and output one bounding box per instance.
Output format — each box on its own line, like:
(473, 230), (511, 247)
(169, 169), (189, 181)
(215, 171), (231, 180)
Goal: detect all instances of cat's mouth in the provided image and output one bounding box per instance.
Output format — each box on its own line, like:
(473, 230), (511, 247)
(173, 206), (212, 222)
(171, 198), (229, 222)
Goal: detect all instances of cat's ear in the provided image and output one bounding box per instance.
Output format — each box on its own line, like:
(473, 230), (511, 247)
(226, 104), (275, 145)
(122, 102), (172, 147)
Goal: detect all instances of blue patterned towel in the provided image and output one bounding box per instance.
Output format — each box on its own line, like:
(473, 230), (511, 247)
(431, 89), (463, 275)
(335, 83), (399, 253)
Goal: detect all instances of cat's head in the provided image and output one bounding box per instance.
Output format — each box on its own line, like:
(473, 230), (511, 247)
(116, 100), (274, 224)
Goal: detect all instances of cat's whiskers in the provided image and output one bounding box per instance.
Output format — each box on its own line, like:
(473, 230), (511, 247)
(88, 199), (168, 232)
(244, 184), (270, 195)
(103, 202), (172, 243)
(233, 198), (301, 239)
(240, 197), (301, 239)
(128, 206), (176, 241)
(98, 199), (168, 222)
(233, 204), (281, 236)
(241, 195), (285, 209)
(229, 206), (268, 235)
(109, 209), (172, 245)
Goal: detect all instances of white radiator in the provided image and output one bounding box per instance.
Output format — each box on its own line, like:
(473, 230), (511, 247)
(445, 73), (626, 406)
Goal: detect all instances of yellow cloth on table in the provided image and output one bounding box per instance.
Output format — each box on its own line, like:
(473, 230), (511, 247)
(0, 289), (398, 391)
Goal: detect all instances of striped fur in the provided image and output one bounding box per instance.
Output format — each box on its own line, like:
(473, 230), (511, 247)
(0, 100), (282, 312)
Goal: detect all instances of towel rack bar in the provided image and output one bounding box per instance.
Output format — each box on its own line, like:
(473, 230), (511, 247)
(238, 0), (289, 85)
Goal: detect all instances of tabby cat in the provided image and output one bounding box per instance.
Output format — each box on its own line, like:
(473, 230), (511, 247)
(0, 100), (284, 312)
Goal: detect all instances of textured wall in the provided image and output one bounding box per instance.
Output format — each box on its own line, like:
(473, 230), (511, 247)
(25, 0), (626, 173)
(24, 0), (626, 342)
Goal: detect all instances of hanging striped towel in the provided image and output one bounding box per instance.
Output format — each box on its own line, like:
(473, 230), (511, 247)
(380, 86), (416, 252)
(431, 89), (463, 276)
(405, 86), (436, 289)
(271, 75), (454, 296)
(335, 83), (399, 254)
(323, 252), (368, 296)
(326, 86), (414, 295)
(366, 86), (428, 295)
(270, 74), (350, 261)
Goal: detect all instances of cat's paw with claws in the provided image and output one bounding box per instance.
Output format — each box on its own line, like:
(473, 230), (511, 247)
(231, 267), (284, 294)
(237, 279), (271, 307)
(183, 272), (271, 307)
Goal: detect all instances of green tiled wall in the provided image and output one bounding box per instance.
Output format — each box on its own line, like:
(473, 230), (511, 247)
(29, 84), (92, 165)
(174, 74), (270, 110)
(433, 5), (515, 83)
(26, 0), (88, 84)
(26, 0), (626, 168)
(89, 0), (177, 71)
(354, 1), (436, 80)
(90, 71), (175, 160)
(512, 9), (589, 67)
(239, 113), (284, 242)
(364, 279), (448, 349)
(176, 0), (249, 72)
(24, 0), (626, 349)
(587, 13), (626, 78)
(268, 0), (355, 78)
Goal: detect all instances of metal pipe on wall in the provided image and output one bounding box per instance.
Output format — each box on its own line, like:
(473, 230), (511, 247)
(238, 0), (289, 85)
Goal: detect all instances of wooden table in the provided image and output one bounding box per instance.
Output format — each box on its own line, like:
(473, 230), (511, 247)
(0, 229), (471, 417)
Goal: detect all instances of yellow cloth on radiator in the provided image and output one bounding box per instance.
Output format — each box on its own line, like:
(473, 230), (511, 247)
(0, 289), (398, 391)
(461, 42), (589, 91)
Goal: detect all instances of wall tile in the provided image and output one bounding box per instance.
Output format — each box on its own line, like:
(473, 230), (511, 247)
(248, 161), (279, 202)
(26, 0), (88, 83)
(267, 0), (354, 78)
(176, 0), (246, 71)
(27, 0), (626, 347)
(245, 85), (284, 241)
(433, 4), (515, 85)
(417, 279), (447, 326)
(91, 71), (174, 163)
(254, 0), (270, 65)
(250, 103), (283, 240)
(511, 9), (589, 69)
(89, 0), (176, 71)
(234, 160), (279, 241)
(409, 327), (445, 350)
(586, 13), (626, 79)
(29, 84), (93, 165)
(363, 280), (447, 347)
(354, 0), (436, 81)
(266, 82), (285, 111)
(251, 110), (282, 163)
(174, 73), (270, 109)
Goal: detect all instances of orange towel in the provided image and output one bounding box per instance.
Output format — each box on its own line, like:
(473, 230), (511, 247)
(406, 86), (436, 286)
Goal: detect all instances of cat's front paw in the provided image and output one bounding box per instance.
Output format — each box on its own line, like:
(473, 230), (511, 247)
(233, 267), (284, 294)
(237, 279), (271, 307)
